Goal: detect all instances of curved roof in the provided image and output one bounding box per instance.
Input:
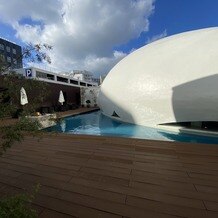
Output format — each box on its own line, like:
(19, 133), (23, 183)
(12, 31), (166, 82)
(98, 27), (218, 127)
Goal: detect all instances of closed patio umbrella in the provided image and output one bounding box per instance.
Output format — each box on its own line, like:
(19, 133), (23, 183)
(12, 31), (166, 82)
(58, 90), (65, 105)
(20, 87), (28, 105)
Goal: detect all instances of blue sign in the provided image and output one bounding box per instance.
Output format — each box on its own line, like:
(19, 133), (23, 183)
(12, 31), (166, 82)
(25, 69), (32, 77)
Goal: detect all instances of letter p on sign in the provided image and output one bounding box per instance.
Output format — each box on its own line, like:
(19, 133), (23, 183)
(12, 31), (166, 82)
(25, 69), (32, 77)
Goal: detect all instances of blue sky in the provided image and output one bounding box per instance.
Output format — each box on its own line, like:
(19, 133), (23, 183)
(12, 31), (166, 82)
(0, 0), (217, 75)
(152, 0), (218, 34)
(0, 22), (19, 44)
(116, 0), (218, 53)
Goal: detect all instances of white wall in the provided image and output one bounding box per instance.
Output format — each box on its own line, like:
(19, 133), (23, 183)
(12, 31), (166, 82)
(98, 27), (218, 127)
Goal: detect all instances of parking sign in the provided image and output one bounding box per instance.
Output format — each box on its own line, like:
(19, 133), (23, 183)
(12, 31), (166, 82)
(25, 69), (32, 77)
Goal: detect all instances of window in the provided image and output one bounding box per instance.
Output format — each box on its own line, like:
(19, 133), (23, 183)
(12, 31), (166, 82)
(0, 54), (5, 61)
(70, 80), (79, 85)
(0, 44), (4, 50)
(7, 56), (11, 62)
(36, 71), (55, 80)
(47, 74), (55, 80)
(57, 76), (68, 83)
(36, 71), (46, 78)
(12, 48), (16, 54)
(87, 84), (92, 87)
(112, 111), (120, 118)
(80, 82), (86, 87)
(6, 46), (10, 52)
(13, 59), (17, 64)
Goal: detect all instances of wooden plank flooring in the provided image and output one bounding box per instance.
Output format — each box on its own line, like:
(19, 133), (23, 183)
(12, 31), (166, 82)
(0, 134), (218, 217)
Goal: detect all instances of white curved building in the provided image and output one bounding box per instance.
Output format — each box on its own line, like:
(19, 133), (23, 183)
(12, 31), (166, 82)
(98, 27), (218, 128)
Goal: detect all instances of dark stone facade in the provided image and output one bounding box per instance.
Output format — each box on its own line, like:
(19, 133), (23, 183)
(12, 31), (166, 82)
(0, 38), (23, 69)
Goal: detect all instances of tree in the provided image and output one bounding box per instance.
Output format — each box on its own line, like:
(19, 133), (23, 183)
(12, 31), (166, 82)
(0, 43), (52, 154)
(0, 43), (52, 217)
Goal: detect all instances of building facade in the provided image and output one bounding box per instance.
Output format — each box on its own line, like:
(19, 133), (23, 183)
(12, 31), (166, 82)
(13, 67), (99, 112)
(71, 70), (93, 83)
(0, 37), (23, 69)
(15, 67), (98, 88)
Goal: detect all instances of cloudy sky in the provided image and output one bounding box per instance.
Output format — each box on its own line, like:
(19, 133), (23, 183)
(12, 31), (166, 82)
(0, 0), (218, 76)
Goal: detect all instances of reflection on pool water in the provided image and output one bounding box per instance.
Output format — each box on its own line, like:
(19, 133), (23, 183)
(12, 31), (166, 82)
(46, 110), (218, 144)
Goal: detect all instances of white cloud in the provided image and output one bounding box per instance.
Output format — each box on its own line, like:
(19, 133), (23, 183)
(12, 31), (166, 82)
(0, 0), (155, 76)
(146, 29), (167, 44)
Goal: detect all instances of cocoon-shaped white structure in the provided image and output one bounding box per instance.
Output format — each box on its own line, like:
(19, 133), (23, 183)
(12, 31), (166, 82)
(98, 27), (218, 127)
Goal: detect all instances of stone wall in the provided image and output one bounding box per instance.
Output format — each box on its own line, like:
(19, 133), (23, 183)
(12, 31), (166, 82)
(80, 87), (99, 107)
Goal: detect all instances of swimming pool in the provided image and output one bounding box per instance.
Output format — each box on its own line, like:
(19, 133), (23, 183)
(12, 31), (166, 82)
(46, 110), (218, 144)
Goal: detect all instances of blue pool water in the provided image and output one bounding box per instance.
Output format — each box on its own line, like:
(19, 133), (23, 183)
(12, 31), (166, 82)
(46, 110), (218, 144)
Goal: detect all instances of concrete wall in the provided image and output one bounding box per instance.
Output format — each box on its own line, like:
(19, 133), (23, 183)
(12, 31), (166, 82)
(81, 87), (99, 107)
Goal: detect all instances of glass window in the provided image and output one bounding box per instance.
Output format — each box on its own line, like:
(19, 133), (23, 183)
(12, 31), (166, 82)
(0, 44), (4, 50)
(6, 46), (10, 52)
(0, 54), (5, 61)
(80, 82), (86, 87)
(57, 76), (68, 83)
(7, 56), (11, 62)
(36, 71), (55, 80)
(47, 74), (54, 80)
(13, 59), (17, 64)
(12, 48), (16, 54)
(70, 80), (79, 85)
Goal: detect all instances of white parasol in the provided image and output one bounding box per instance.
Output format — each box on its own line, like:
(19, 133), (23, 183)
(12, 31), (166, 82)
(58, 90), (65, 105)
(20, 87), (28, 105)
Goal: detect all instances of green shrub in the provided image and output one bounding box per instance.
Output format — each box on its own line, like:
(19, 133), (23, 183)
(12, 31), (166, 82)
(0, 117), (42, 155)
(0, 184), (40, 218)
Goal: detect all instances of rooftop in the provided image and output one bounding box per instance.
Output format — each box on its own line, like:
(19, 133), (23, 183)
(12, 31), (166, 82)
(0, 37), (21, 47)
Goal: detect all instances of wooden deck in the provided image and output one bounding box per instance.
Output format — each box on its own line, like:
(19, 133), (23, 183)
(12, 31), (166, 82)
(1, 134), (218, 217)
